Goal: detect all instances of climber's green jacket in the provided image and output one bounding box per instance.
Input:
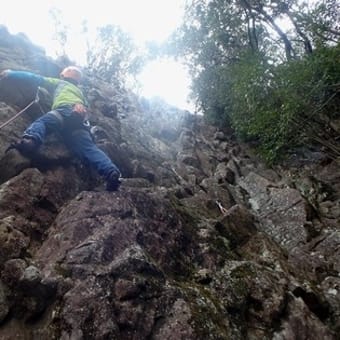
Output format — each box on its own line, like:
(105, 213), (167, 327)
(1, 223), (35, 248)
(3, 70), (87, 109)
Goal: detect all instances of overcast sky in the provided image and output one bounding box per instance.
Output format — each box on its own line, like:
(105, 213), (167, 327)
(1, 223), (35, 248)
(0, 0), (194, 111)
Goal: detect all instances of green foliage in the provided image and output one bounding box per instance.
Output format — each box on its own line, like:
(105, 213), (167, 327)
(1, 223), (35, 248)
(86, 25), (145, 86)
(49, 7), (69, 57)
(48, 14), (146, 87)
(170, 0), (340, 163)
(191, 65), (233, 126)
(300, 0), (340, 47)
(229, 44), (340, 162)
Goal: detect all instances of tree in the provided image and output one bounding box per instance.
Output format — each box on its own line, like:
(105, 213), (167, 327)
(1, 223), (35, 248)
(49, 7), (69, 58)
(169, 0), (340, 162)
(86, 25), (145, 86)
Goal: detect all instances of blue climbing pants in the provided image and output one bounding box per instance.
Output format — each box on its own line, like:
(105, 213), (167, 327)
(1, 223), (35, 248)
(24, 106), (121, 179)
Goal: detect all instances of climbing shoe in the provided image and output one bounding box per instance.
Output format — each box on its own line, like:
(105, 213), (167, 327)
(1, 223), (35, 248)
(7, 136), (39, 156)
(105, 171), (122, 192)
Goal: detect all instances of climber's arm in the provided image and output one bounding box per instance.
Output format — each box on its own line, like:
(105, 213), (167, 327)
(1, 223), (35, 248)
(0, 70), (45, 86)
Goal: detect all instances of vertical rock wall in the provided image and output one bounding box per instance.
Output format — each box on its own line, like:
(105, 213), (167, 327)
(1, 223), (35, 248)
(0, 27), (338, 339)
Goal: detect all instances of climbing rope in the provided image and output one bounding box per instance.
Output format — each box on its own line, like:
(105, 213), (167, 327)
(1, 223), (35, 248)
(0, 86), (41, 130)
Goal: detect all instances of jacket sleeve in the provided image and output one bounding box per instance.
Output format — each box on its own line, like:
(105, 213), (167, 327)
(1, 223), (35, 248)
(5, 70), (45, 86)
(6, 71), (63, 94)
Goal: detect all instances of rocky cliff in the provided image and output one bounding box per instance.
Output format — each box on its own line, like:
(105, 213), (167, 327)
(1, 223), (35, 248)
(0, 26), (339, 339)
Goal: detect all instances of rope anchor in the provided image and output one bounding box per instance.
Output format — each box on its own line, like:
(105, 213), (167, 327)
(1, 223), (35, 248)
(0, 87), (41, 131)
(216, 200), (228, 215)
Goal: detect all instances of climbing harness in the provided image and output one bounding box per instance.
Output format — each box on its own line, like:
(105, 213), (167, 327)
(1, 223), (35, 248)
(0, 87), (41, 131)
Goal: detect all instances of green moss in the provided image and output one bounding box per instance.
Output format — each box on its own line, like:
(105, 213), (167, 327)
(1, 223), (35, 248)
(230, 263), (255, 280)
(168, 194), (201, 226)
(214, 236), (234, 256)
(175, 281), (232, 339)
(228, 263), (256, 299)
(54, 264), (72, 278)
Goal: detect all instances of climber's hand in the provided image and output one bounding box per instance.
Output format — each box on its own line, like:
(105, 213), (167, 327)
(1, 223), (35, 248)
(73, 103), (88, 118)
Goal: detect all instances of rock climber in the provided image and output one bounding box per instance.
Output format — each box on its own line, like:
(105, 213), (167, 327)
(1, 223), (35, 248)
(0, 66), (122, 191)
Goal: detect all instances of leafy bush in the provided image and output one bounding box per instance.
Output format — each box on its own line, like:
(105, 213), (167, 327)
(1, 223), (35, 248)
(228, 44), (340, 163)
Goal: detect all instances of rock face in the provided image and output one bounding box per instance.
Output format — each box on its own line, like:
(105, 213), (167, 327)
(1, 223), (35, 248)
(0, 27), (339, 339)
